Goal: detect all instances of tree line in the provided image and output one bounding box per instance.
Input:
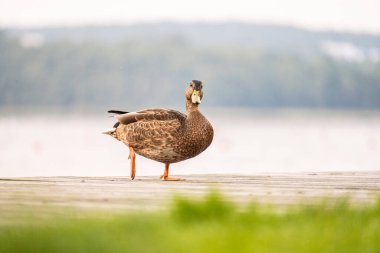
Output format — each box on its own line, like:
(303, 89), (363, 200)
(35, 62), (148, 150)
(1, 29), (379, 110)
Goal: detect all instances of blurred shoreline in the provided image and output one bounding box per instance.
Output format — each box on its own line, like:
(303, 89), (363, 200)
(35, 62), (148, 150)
(0, 105), (380, 120)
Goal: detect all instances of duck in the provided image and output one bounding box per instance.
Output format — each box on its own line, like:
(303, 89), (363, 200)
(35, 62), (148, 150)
(103, 80), (214, 181)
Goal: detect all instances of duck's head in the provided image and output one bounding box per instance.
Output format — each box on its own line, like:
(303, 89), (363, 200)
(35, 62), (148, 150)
(186, 80), (203, 105)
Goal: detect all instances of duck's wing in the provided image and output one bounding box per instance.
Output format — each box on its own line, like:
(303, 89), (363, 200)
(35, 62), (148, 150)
(114, 109), (187, 147)
(115, 108), (186, 126)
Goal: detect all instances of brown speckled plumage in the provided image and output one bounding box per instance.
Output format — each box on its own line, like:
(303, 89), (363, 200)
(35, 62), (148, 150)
(104, 80), (214, 180)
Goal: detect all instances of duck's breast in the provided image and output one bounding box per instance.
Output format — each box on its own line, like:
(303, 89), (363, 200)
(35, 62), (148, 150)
(174, 114), (214, 159)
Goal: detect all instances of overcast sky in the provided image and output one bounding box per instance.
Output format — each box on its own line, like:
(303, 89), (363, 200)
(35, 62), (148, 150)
(0, 0), (379, 34)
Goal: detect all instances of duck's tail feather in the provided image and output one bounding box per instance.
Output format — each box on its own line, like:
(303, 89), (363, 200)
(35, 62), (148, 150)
(104, 110), (126, 138)
(108, 110), (129, 114)
(102, 128), (116, 136)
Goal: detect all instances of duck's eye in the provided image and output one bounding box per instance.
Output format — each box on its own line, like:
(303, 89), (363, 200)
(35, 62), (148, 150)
(190, 83), (193, 87)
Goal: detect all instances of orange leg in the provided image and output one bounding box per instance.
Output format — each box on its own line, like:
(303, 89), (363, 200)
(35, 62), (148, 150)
(128, 146), (136, 180)
(160, 163), (182, 181)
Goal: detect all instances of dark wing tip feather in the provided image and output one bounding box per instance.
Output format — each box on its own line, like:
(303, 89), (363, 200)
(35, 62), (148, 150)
(108, 110), (129, 114)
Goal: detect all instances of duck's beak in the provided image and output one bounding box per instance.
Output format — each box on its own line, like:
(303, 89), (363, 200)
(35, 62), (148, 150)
(191, 90), (202, 104)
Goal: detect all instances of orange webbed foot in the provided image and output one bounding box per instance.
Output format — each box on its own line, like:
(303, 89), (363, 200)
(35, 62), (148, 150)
(160, 175), (183, 181)
(160, 163), (184, 181)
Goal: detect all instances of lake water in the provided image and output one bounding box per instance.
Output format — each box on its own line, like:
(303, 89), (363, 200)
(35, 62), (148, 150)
(0, 109), (379, 177)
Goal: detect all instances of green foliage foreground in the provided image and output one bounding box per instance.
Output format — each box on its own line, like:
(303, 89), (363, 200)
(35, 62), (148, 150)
(1, 193), (379, 253)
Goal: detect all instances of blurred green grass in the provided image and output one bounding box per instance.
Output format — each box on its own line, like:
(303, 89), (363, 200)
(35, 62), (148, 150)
(1, 192), (379, 253)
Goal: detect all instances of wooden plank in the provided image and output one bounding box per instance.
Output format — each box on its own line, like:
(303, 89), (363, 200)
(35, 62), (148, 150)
(1, 172), (380, 221)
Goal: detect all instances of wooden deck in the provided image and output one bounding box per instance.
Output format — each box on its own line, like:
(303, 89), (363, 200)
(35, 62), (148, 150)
(1, 172), (380, 220)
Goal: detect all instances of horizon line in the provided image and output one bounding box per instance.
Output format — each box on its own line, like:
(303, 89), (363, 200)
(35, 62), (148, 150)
(1, 20), (380, 36)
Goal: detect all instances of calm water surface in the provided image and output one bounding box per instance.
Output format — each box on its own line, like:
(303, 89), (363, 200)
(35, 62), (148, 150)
(0, 109), (379, 177)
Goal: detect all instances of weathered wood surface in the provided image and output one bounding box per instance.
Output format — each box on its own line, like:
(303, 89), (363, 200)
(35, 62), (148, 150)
(1, 172), (380, 219)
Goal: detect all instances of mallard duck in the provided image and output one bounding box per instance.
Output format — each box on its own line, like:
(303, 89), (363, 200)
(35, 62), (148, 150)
(103, 80), (214, 181)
